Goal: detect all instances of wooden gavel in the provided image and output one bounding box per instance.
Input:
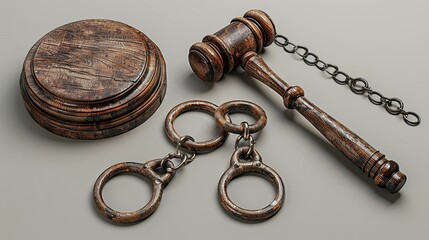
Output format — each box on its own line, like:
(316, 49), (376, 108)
(188, 10), (406, 194)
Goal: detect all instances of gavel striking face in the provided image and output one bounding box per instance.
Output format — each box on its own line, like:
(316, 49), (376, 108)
(189, 10), (276, 82)
(189, 10), (406, 194)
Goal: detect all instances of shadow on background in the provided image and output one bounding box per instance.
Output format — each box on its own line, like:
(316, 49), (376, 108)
(190, 68), (400, 203)
(12, 74), (81, 143)
(183, 72), (215, 93)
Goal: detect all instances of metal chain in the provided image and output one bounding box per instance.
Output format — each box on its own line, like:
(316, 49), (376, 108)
(274, 34), (421, 126)
(234, 122), (256, 158)
(161, 135), (197, 173)
(175, 135), (197, 162)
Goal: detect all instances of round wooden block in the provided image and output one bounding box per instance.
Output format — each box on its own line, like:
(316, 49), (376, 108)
(20, 19), (167, 139)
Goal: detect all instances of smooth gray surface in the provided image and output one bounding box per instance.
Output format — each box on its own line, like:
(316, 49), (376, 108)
(1, 0), (428, 239)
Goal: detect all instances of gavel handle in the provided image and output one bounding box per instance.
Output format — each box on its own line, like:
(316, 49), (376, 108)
(241, 52), (406, 194)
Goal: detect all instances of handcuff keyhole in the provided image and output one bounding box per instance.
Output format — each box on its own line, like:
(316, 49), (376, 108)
(226, 174), (276, 210)
(102, 173), (152, 212)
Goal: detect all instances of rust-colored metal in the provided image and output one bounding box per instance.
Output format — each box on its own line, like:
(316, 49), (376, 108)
(94, 100), (284, 223)
(94, 100), (233, 224)
(214, 100), (267, 134)
(93, 160), (174, 223)
(20, 19), (166, 139)
(218, 147), (285, 222)
(214, 101), (284, 221)
(164, 100), (230, 153)
(189, 10), (406, 194)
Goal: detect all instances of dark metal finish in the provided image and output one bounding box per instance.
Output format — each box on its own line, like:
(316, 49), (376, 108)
(20, 19), (167, 139)
(214, 100), (267, 134)
(218, 147), (285, 222)
(93, 160), (175, 223)
(94, 100), (231, 223)
(164, 100), (230, 153)
(189, 10), (408, 194)
(160, 151), (189, 173)
(214, 100), (285, 221)
(94, 100), (283, 224)
(274, 34), (420, 126)
(175, 135), (197, 162)
(403, 112), (420, 126)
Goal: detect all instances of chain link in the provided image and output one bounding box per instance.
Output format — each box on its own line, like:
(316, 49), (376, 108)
(175, 135), (197, 162)
(161, 135), (197, 173)
(234, 122), (256, 158)
(274, 34), (421, 126)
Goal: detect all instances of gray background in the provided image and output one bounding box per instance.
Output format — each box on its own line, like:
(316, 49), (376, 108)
(1, 0), (428, 239)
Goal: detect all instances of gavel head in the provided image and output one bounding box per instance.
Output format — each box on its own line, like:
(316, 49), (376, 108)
(189, 10), (276, 82)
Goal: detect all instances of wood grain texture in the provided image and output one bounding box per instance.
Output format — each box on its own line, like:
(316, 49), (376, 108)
(20, 19), (166, 139)
(189, 9), (275, 82)
(241, 53), (406, 194)
(189, 9), (406, 193)
(33, 20), (147, 102)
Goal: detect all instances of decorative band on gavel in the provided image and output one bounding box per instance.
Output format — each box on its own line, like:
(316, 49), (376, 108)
(188, 10), (406, 194)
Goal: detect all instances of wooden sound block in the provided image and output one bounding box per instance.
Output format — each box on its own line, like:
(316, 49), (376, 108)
(20, 19), (166, 140)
